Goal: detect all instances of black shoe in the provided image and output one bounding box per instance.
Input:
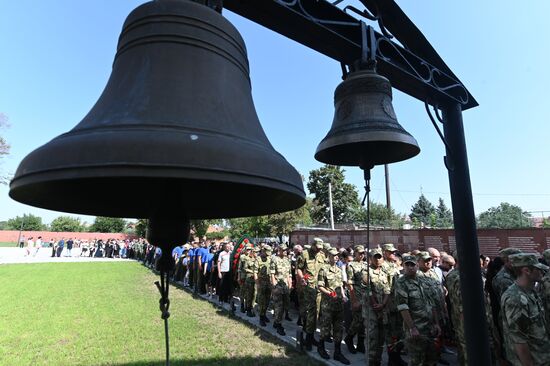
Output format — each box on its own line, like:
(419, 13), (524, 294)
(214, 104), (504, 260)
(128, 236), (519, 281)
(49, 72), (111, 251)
(285, 312), (292, 321)
(231, 303), (236, 312)
(304, 333), (313, 352)
(356, 336), (365, 353)
(240, 303), (246, 313)
(277, 326), (286, 336)
(260, 317), (266, 327)
(317, 340), (330, 359)
(344, 334), (356, 354)
(325, 336), (333, 343)
(296, 316), (302, 326)
(333, 350), (350, 365)
(246, 309), (255, 317)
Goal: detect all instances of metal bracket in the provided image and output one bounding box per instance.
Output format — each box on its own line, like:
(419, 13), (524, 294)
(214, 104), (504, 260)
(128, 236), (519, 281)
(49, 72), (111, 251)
(424, 100), (454, 171)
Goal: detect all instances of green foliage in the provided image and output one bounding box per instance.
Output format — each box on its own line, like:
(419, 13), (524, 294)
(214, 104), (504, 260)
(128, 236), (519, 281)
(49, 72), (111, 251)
(477, 202), (531, 229)
(135, 219), (148, 238)
(0, 221), (7, 230)
(6, 214), (47, 231)
(435, 198), (453, 228)
(410, 194), (436, 227)
(227, 216), (271, 240)
(50, 216), (84, 232)
(354, 201), (404, 228)
(307, 165), (362, 224)
(90, 217), (126, 233)
(266, 203), (312, 242)
(205, 229), (229, 241)
(191, 220), (212, 241)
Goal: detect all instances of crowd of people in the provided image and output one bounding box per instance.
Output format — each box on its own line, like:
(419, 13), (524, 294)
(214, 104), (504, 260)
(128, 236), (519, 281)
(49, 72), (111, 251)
(134, 238), (550, 366)
(19, 235), (148, 259)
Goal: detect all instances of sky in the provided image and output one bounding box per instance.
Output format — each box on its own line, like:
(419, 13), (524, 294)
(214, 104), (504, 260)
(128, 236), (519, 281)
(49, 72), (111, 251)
(1, 0), (550, 225)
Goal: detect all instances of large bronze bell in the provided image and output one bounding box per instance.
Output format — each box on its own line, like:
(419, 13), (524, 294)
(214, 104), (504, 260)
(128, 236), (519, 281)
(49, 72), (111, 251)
(9, 0), (305, 220)
(315, 67), (420, 168)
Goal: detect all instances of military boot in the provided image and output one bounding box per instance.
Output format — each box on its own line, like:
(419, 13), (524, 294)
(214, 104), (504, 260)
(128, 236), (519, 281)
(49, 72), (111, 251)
(276, 324), (286, 336)
(259, 316), (266, 327)
(296, 316), (302, 326)
(333, 343), (350, 365)
(356, 335), (365, 353)
(246, 307), (255, 317)
(344, 334), (357, 354)
(304, 332), (313, 351)
(240, 302), (245, 313)
(285, 311), (292, 321)
(317, 339), (330, 359)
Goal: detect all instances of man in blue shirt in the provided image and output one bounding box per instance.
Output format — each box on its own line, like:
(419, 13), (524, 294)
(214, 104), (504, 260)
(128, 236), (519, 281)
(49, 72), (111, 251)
(196, 242), (209, 294)
(188, 244), (197, 290)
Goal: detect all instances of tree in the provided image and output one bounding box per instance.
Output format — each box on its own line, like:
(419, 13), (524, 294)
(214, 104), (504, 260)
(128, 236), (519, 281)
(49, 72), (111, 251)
(226, 216), (271, 240)
(307, 165), (362, 224)
(135, 219), (148, 238)
(354, 201), (404, 228)
(477, 202), (531, 229)
(191, 220), (212, 241)
(6, 214), (47, 231)
(267, 203), (312, 242)
(0, 113), (10, 184)
(90, 217), (126, 233)
(435, 198), (453, 228)
(410, 194), (436, 228)
(50, 216), (84, 232)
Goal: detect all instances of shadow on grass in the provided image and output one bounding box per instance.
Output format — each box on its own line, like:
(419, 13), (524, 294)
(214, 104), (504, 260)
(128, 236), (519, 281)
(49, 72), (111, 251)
(113, 355), (324, 366)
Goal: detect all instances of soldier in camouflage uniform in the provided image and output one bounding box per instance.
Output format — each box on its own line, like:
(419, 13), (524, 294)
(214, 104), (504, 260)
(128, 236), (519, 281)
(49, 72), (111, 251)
(243, 247), (259, 317)
(271, 244), (292, 335)
(416, 251), (446, 320)
(364, 248), (391, 366)
(395, 254), (441, 366)
(316, 242), (330, 320)
(296, 239), (324, 350)
(501, 253), (550, 366)
(257, 245), (273, 326)
(539, 249), (550, 330)
(343, 245), (368, 354)
(492, 247), (522, 361)
(447, 255), (503, 366)
(381, 243), (406, 365)
(317, 247), (350, 365)
(237, 246), (252, 313)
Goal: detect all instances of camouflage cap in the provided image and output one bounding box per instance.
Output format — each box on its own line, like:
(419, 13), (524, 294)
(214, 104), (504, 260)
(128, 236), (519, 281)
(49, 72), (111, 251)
(279, 244), (288, 250)
(264, 246), (273, 253)
(245, 245), (253, 251)
(304, 244), (311, 250)
(402, 255), (417, 264)
(509, 253), (549, 271)
(543, 249), (550, 263)
(370, 248), (383, 257)
(314, 241), (324, 249)
(328, 247), (339, 256)
(313, 237), (324, 244)
(354, 245), (365, 253)
(417, 251), (432, 260)
(499, 247), (522, 258)
(323, 243), (332, 250)
(253, 247), (261, 253)
(382, 243), (397, 252)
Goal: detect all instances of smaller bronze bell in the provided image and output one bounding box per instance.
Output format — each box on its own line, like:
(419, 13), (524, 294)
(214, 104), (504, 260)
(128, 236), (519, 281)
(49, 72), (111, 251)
(315, 68), (420, 168)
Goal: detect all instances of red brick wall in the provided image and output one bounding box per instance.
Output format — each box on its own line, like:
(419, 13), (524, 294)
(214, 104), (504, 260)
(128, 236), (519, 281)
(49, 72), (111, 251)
(290, 228), (550, 256)
(0, 230), (137, 243)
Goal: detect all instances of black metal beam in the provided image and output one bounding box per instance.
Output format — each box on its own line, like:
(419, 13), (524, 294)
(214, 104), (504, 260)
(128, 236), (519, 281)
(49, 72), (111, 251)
(223, 0), (477, 110)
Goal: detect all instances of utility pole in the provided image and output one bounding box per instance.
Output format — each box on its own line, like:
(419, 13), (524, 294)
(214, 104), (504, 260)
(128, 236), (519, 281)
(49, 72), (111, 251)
(384, 164), (391, 210)
(328, 182), (335, 230)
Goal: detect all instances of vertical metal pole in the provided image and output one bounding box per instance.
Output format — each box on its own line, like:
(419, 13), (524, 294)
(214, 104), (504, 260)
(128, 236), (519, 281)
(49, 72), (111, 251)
(441, 102), (491, 365)
(328, 182), (335, 230)
(384, 164), (391, 210)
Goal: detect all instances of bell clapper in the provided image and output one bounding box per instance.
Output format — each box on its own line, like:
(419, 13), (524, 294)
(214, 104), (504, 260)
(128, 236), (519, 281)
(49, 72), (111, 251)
(147, 214), (191, 366)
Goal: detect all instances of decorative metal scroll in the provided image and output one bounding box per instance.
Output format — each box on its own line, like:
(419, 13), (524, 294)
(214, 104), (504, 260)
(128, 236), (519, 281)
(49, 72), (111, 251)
(267, 0), (469, 106)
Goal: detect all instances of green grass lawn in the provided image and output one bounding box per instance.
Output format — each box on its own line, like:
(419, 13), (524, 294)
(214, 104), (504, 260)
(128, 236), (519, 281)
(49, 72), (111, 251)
(0, 241), (17, 247)
(0, 262), (322, 366)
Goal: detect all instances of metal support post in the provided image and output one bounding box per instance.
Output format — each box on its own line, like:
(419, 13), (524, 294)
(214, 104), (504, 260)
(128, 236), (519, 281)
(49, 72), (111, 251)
(442, 102), (491, 365)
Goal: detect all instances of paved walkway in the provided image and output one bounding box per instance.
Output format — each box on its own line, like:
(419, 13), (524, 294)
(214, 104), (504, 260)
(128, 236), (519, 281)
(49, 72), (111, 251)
(171, 279), (459, 366)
